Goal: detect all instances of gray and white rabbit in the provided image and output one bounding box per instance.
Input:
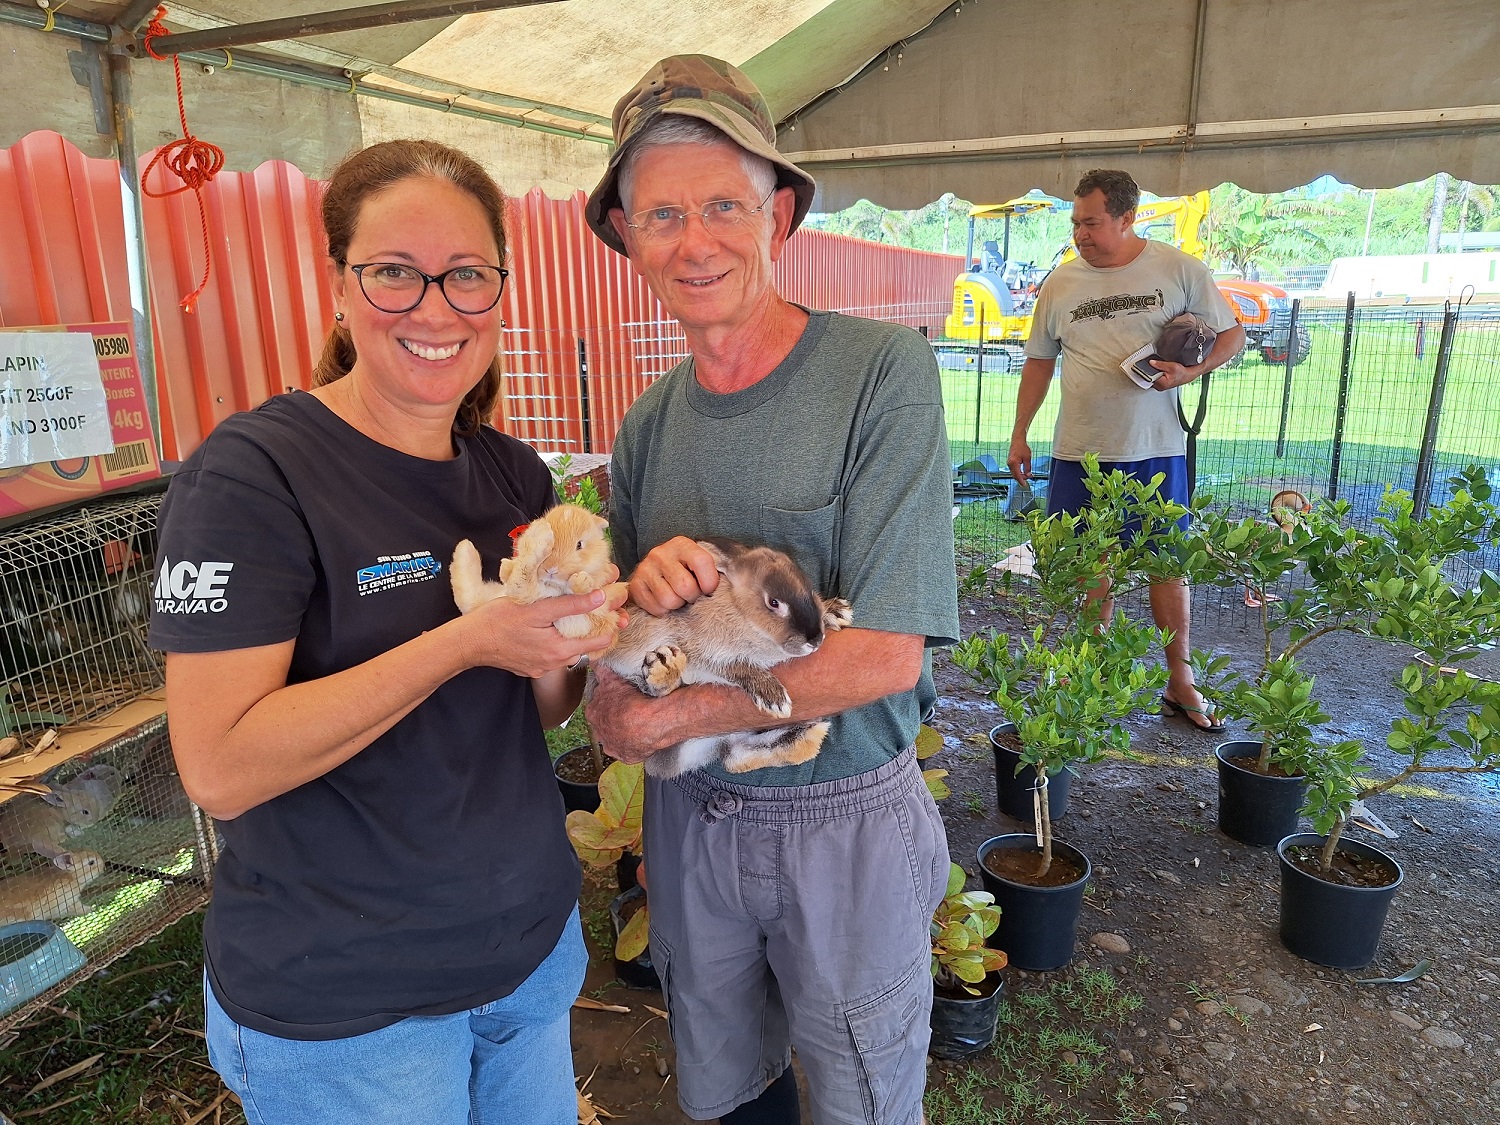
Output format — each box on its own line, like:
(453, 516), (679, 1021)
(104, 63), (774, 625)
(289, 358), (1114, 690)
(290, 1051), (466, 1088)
(599, 539), (852, 778)
(0, 765), (123, 860)
(0, 849), (106, 924)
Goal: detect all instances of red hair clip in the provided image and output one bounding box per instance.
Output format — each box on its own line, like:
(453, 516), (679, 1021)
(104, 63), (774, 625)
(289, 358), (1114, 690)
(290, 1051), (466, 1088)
(508, 524), (530, 541)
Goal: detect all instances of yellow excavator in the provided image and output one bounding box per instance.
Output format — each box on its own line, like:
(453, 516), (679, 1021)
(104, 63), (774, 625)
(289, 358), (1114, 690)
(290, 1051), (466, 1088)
(943, 197), (1056, 347)
(943, 191), (1310, 366)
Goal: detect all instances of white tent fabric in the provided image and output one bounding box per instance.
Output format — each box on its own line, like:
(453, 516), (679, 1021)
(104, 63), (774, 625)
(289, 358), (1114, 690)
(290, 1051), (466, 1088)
(778, 0), (1500, 209)
(3, 0), (1497, 200)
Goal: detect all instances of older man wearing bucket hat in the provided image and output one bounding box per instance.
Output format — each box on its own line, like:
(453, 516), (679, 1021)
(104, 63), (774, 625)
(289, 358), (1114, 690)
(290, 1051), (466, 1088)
(584, 55), (959, 1125)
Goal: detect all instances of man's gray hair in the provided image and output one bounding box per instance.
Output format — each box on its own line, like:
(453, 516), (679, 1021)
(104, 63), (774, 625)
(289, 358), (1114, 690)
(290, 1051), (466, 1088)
(618, 116), (777, 213)
(1074, 169), (1140, 218)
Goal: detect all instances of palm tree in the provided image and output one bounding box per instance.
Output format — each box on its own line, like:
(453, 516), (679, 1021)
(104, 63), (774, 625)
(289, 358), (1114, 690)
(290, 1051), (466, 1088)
(1426, 173), (1449, 254)
(1203, 185), (1331, 276)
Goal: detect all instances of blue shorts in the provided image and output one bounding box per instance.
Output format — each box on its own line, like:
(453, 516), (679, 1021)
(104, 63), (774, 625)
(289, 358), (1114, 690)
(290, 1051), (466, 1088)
(1046, 456), (1190, 541)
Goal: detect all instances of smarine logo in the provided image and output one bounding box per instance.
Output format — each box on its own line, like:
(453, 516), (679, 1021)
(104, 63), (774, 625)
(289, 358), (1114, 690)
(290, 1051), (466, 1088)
(155, 559), (234, 614)
(356, 551), (441, 596)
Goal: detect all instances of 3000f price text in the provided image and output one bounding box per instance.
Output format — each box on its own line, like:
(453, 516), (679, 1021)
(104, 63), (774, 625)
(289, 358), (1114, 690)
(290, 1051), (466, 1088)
(7, 414), (89, 434)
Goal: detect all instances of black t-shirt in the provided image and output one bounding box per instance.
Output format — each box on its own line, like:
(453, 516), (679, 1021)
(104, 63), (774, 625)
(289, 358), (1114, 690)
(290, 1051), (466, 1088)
(148, 391), (581, 1041)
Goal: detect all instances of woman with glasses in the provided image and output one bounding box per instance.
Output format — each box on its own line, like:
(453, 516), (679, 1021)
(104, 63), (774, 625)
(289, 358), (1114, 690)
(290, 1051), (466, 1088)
(149, 140), (626, 1125)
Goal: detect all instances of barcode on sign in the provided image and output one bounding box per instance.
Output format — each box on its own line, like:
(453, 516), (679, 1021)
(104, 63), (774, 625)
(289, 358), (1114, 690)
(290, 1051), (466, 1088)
(99, 440), (154, 480)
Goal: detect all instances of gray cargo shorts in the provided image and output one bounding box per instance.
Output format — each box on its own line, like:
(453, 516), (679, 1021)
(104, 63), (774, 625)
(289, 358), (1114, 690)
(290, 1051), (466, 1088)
(643, 747), (949, 1124)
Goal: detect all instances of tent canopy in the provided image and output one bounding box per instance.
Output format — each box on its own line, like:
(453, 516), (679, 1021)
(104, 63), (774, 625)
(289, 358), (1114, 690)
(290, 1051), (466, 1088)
(2, 0), (1497, 203)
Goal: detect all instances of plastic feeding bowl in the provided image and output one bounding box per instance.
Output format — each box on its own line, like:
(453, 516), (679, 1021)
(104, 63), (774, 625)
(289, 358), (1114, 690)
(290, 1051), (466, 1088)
(0, 921), (87, 1016)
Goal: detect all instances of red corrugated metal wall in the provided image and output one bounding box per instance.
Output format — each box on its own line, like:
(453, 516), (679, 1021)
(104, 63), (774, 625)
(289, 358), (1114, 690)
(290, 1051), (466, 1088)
(2, 133), (963, 459)
(0, 131), (133, 329)
(141, 157), (334, 459)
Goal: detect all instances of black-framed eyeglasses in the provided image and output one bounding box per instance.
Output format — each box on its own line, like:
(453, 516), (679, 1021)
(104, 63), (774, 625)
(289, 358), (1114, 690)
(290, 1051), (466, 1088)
(625, 188), (778, 244)
(346, 262), (509, 314)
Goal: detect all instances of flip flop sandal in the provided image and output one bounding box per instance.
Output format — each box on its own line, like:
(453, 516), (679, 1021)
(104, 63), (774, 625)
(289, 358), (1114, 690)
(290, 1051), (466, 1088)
(1160, 693), (1227, 734)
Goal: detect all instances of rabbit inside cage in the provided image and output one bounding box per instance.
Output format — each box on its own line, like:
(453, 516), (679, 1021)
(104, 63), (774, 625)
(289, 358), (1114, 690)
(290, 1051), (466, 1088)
(0, 491), (164, 735)
(0, 716), (206, 941)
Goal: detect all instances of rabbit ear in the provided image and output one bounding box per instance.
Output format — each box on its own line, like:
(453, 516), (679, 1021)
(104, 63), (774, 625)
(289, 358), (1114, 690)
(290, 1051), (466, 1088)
(696, 540), (731, 576)
(39, 787), (66, 808)
(52, 851), (76, 870)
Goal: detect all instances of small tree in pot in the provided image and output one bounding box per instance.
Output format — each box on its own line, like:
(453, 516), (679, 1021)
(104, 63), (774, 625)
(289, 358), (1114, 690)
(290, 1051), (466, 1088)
(1187, 484), (1442, 844)
(953, 457), (1183, 876)
(953, 460), (1186, 970)
(1277, 473), (1500, 966)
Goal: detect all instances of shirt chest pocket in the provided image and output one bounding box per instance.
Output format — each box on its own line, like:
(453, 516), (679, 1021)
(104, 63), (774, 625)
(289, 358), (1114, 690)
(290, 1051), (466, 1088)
(760, 497), (842, 596)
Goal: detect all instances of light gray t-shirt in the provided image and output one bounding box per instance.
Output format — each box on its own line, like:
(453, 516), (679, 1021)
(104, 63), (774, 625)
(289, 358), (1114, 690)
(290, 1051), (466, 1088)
(610, 309), (961, 787)
(1024, 240), (1239, 461)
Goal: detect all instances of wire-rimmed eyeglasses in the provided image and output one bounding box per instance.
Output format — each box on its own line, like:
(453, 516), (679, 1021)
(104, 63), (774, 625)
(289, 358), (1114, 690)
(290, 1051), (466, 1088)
(347, 262), (509, 315)
(624, 188), (777, 244)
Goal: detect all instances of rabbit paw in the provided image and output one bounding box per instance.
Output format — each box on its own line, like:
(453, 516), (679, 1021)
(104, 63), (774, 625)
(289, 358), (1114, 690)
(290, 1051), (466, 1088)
(743, 673), (793, 719)
(643, 645), (687, 696)
(822, 598), (853, 631)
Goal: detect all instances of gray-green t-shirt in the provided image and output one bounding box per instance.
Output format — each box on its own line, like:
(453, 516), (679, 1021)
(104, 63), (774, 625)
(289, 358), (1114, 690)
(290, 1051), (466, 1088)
(1024, 241), (1239, 461)
(610, 309), (960, 786)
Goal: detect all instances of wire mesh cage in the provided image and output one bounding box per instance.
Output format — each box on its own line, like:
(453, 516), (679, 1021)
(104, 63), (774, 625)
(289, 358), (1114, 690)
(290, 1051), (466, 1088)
(0, 490), (164, 738)
(0, 714), (209, 1026)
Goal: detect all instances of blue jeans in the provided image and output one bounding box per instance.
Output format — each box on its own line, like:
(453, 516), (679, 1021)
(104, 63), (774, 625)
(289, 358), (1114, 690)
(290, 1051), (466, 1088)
(204, 908), (586, 1125)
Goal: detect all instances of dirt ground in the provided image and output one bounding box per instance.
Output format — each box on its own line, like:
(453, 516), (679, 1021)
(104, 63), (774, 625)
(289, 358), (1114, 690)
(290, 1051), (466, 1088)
(567, 584), (1500, 1125)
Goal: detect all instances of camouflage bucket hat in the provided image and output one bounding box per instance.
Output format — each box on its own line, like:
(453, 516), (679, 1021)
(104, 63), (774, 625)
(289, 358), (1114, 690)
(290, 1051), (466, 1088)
(585, 54), (817, 256)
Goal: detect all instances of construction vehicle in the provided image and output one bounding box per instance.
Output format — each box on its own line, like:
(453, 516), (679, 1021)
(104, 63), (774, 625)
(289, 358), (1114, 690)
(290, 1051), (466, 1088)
(942, 198), (1055, 358)
(943, 191), (1311, 366)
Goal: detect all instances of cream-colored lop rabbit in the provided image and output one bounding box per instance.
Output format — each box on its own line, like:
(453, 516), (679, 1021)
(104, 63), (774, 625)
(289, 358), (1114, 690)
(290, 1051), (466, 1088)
(0, 849), (106, 924)
(599, 539), (852, 778)
(450, 503), (625, 639)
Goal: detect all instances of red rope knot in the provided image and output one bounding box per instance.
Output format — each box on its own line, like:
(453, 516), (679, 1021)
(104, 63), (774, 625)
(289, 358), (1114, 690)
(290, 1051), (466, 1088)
(140, 5), (225, 314)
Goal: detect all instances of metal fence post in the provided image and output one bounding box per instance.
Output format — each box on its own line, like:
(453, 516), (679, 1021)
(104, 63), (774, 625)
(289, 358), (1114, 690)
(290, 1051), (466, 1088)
(1327, 293), (1357, 501)
(973, 307), (986, 451)
(1412, 300), (1460, 518)
(576, 337), (592, 454)
(1273, 298), (1300, 459)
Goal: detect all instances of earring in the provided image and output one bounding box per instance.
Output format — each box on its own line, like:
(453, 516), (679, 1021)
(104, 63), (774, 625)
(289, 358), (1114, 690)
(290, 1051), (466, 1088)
(334, 311), (345, 322)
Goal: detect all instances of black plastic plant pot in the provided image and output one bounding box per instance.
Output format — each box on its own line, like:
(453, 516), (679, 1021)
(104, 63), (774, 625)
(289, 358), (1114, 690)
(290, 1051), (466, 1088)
(989, 724), (1071, 825)
(1278, 832), (1404, 969)
(609, 885), (661, 990)
(1216, 741), (1307, 846)
(615, 851), (641, 894)
(553, 746), (602, 814)
(929, 974), (1005, 1061)
(976, 834), (1091, 972)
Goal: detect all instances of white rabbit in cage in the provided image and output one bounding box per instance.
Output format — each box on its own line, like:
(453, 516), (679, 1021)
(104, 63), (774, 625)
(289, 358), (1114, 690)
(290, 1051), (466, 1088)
(0, 849), (106, 924)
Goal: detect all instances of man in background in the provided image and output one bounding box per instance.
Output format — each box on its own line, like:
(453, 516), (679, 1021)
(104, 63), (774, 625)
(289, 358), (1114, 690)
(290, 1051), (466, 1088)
(1009, 168), (1245, 731)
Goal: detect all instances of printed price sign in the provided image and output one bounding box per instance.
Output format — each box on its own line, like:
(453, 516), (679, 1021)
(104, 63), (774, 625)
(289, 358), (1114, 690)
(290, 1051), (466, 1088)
(0, 331), (114, 469)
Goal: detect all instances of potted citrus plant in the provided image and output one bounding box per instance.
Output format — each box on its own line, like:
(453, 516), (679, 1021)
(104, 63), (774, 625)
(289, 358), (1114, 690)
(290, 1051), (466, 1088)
(1186, 491), (1383, 845)
(1277, 471), (1500, 967)
(929, 862), (1008, 1060)
(953, 458), (1184, 969)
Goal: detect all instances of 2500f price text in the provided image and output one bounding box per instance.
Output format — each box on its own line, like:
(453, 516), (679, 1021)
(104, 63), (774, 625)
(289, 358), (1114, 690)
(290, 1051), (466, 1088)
(6, 414), (89, 435)
(0, 385), (77, 404)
